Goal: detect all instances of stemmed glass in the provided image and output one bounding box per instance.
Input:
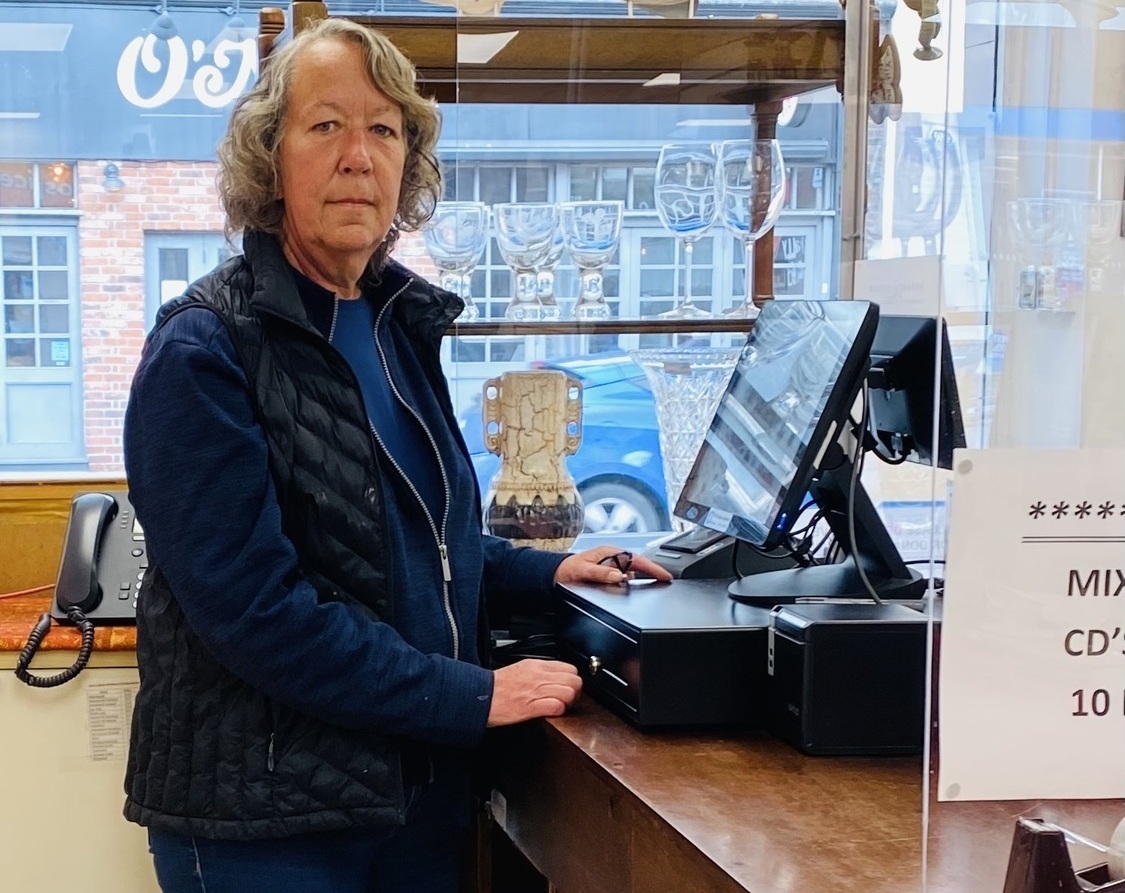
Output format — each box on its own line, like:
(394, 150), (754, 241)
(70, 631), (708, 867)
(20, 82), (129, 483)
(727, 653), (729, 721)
(559, 200), (624, 320)
(654, 143), (717, 319)
(1073, 200), (1122, 295)
(494, 202), (560, 321)
(421, 201), (489, 322)
(1007, 198), (1067, 309)
(717, 139), (787, 318)
(535, 227), (566, 321)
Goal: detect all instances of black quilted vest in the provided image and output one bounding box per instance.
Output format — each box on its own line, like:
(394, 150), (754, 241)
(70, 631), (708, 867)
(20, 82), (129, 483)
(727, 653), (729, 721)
(123, 231), (464, 839)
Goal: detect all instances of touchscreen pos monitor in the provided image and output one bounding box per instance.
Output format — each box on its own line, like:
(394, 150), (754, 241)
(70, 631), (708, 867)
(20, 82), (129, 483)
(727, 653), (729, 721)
(676, 299), (926, 605)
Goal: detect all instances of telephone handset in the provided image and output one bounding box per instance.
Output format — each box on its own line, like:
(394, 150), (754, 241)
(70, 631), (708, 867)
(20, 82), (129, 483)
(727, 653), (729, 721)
(52, 490), (144, 625)
(15, 490), (143, 688)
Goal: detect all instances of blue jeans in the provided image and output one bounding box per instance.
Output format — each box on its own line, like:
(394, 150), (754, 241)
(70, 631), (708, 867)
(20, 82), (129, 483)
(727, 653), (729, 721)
(148, 774), (471, 893)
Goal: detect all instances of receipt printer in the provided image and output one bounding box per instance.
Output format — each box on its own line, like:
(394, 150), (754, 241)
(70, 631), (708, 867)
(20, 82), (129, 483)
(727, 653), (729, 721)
(767, 602), (930, 755)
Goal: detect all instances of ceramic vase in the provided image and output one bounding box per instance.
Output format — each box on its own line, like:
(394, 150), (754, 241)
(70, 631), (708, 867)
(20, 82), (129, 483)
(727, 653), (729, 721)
(482, 370), (584, 550)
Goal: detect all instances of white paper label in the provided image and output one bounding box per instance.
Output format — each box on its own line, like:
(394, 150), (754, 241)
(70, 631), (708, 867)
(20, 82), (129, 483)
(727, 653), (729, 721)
(86, 682), (138, 762)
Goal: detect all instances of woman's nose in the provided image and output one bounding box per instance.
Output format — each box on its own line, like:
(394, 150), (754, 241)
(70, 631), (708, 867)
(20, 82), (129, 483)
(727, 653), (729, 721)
(339, 130), (373, 173)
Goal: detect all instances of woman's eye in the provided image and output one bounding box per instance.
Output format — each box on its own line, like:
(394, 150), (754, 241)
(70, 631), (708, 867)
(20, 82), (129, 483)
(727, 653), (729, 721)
(372, 124), (397, 137)
(312, 121), (335, 133)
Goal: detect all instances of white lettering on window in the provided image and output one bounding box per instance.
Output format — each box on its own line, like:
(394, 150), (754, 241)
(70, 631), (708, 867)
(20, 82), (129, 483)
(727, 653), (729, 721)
(117, 34), (257, 111)
(193, 38), (258, 109)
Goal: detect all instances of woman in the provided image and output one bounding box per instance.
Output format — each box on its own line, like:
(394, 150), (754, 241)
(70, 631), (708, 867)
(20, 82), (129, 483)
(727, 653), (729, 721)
(122, 17), (669, 893)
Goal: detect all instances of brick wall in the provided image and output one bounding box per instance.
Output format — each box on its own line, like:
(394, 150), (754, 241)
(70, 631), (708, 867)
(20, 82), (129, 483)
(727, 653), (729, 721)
(75, 160), (440, 472)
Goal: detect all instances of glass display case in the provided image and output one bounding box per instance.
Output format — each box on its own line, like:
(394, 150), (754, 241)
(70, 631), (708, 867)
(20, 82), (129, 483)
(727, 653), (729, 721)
(259, 1), (857, 334)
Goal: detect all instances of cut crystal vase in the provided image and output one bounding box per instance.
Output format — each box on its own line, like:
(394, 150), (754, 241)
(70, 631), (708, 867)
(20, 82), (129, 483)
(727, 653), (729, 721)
(628, 347), (740, 531)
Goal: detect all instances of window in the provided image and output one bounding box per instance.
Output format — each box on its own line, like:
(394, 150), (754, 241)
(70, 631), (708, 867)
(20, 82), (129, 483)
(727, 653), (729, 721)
(144, 233), (240, 329)
(0, 225), (83, 466)
(0, 161), (76, 210)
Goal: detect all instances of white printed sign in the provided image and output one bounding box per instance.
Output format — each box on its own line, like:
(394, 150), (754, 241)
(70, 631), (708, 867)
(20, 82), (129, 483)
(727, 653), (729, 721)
(938, 448), (1125, 801)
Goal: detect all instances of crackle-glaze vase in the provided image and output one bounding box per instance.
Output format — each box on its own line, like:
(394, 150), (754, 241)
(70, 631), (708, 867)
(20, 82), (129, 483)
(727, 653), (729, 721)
(482, 370), (584, 550)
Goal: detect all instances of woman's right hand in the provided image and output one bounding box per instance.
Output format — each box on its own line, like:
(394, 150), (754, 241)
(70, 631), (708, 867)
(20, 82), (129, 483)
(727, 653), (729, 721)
(487, 659), (582, 727)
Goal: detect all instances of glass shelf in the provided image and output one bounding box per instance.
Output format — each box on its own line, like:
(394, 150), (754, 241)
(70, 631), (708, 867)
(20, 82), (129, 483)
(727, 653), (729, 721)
(447, 318), (756, 337)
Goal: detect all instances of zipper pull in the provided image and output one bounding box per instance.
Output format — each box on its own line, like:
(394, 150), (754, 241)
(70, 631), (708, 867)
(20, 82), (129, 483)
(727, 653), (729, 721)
(438, 543), (452, 582)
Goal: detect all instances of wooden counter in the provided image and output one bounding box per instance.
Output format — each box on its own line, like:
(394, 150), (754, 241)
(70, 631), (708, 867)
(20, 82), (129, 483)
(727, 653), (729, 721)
(0, 591), (136, 653)
(4, 484), (1118, 893)
(490, 697), (1123, 893)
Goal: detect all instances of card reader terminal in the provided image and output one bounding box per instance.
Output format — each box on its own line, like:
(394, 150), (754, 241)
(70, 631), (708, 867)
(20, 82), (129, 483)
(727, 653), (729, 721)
(661, 527), (728, 553)
(642, 527), (737, 579)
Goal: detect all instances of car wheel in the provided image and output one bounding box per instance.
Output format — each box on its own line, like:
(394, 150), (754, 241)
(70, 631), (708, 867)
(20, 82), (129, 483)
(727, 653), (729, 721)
(580, 482), (664, 534)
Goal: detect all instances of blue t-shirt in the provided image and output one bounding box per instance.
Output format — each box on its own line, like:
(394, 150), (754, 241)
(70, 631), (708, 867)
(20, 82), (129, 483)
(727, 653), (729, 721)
(330, 294), (443, 520)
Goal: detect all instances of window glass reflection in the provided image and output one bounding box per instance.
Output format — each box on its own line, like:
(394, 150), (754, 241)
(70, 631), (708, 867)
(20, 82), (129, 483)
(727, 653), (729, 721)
(3, 237), (32, 267)
(5, 305), (33, 334)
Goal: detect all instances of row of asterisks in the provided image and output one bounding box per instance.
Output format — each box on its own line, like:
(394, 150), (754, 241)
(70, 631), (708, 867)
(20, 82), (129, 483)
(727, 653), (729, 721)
(1028, 501), (1125, 519)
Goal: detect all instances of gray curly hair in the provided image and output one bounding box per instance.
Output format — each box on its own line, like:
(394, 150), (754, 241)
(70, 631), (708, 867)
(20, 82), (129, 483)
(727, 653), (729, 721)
(217, 17), (442, 274)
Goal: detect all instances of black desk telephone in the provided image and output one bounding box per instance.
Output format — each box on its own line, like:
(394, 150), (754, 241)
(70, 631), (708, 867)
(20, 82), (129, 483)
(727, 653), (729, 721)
(15, 490), (143, 688)
(52, 490), (144, 625)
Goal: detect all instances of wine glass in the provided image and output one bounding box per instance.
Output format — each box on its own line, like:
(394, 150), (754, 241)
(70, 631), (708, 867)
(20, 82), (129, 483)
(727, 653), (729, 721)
(421, 201), (489, 322)
(1007, 198), (1067, 309)
(717, 139), (787, 318)
(559, 200), (624, 320)
(494, 202), (560, 321)
(1073, 200), (1122, 295)
(654, 143), (717, 319)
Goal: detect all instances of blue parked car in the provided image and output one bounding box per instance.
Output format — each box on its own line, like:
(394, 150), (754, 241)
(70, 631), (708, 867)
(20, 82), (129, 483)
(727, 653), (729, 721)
(458, 353), (670, 534)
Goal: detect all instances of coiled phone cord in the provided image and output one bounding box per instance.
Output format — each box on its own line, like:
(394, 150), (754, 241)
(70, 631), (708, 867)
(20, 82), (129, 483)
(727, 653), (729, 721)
(14, 607), (95, 688)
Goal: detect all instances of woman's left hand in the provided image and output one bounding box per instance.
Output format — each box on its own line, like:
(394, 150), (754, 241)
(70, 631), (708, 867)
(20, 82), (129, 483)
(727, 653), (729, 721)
(553, 545), (674, 586)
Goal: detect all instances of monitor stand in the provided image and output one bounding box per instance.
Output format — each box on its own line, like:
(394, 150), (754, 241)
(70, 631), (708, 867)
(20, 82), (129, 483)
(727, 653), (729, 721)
(727, 561), (924, 605)
(728, 454), (929, 607)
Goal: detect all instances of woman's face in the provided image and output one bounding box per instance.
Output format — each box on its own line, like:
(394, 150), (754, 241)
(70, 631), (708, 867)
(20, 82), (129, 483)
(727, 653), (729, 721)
(277, 38), (406, 283)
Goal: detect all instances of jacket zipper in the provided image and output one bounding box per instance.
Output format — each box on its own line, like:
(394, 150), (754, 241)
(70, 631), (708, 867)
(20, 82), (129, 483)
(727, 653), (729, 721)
(335, 283), (460, 660)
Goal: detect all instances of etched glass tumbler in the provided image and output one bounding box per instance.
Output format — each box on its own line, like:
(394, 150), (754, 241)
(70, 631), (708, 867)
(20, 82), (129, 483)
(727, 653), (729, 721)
(422, 201), (489, 322)
(535, 227), (566, 321)
(654, 143), (717, 319)
(717, 139), (786, 318)
(494, 202), (560, 322)
(559, 200), (624, 320)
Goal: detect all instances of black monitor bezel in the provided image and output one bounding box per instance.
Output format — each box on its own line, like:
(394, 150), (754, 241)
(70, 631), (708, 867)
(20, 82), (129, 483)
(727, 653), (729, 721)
(866, 314), (967, 470)
(675, 299), (880, 552)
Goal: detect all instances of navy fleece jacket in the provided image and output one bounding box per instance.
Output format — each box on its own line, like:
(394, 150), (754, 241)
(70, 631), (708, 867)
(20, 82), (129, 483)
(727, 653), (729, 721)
(123, 265), (565, 749)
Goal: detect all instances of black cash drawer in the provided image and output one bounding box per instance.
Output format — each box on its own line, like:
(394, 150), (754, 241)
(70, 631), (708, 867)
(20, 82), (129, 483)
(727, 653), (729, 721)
(557, 579), (772, 728)
(559, 598), (641, 717)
